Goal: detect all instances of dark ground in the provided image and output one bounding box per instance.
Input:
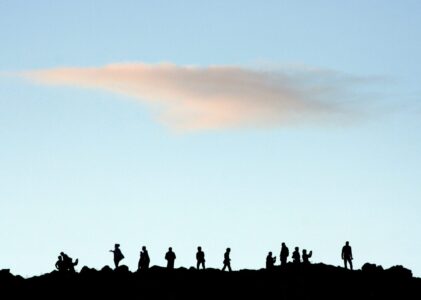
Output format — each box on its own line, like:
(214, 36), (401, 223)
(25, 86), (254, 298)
(1, 263), (420, 299)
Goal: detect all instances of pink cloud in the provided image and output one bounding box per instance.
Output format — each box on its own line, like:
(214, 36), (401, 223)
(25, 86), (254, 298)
(20, 63), (360, 131)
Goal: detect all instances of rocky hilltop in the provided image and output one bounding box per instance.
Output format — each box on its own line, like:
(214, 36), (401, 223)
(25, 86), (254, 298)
(1, 263), (420, 299)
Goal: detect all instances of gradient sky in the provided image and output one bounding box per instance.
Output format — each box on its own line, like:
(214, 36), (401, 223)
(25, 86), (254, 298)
(1, 1), (421, 277)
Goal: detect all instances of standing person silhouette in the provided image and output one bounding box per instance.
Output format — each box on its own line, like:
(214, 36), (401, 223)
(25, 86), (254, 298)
(280, 243), (289, 267)
(222, 248), (232, 272)
(266, 252), (276, 269)
(196, 246), (206, 270)
(165, 247), (176, 269)
(110, 244), (124, 269)
(302, 249), (312, 264)
(138, 246), (150, 270)
(292, 247), (301, 264)
(341, 241), (353, 270)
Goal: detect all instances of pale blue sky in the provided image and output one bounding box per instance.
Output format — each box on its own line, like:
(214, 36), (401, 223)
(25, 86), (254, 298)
(1, 1), (421, 277)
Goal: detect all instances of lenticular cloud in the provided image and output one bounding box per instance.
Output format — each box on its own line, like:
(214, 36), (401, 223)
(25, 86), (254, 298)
(20, 63), (361, 131)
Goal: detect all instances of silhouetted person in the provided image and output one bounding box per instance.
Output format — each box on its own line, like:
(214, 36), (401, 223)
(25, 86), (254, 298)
(222, 248), (232, 272)
(138, 246), (150, 270)
(280, 242), (289, 266)
(110, 244), (124, 269)
(302, 249), (312, 264)
(55, 256), (64, 272)
(196, 246), (206, 270)
(342, 241), (353, 270)
(59, 252), (78, 272)
(266, 252), (276, 269)
(292, 247), (301, 264)
(165, 247), (176, 269)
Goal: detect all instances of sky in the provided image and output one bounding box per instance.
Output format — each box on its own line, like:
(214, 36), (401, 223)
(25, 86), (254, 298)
(1, 0), (421, 277)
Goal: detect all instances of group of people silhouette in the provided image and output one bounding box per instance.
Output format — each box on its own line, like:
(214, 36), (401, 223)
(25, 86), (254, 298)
(55, 252), (79, 272)
(266, 243), (313, 269)
(55, 242), (353, 272)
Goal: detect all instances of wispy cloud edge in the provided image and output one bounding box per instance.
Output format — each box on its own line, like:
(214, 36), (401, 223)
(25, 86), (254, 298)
(19, 63), (367, 131)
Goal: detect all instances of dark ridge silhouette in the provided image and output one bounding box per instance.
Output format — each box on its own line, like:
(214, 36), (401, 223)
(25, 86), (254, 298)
(0, 263), (420, 299)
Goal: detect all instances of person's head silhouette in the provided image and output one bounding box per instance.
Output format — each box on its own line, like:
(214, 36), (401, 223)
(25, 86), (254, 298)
(115, 244), (120, 248)
(142, 246), (147, 251)
(227, 248), (231, 252)
(269, 251), (272, 255)
(303, 249), (307, 254)
(295, 247), (299, 251)
(346, 241), (349, 246)
(169, 247), (172, 251)
(282, 243), (285, 247)
(198, 246), (202, 251)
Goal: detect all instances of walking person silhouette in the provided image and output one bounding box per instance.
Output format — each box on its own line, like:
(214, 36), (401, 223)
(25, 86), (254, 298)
(222, 248), (232, 272)
(110, 244), (124, 269)
(165, 247), (176, 269)
(280, 242), (289, 267)
(342, 241), (353, 270)
(196, 246), (206, 270)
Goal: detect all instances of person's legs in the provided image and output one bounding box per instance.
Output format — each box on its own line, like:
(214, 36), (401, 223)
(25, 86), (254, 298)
(348, 258), (353, 270)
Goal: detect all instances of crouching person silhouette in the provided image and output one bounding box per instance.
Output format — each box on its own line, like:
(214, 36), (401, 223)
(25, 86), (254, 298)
(292, 247), (301, 264)
(302, 249), (312, 264)
(55, 255), (64, 272)
(266, 252), (276, 269)
(222, 248), (232, 272)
